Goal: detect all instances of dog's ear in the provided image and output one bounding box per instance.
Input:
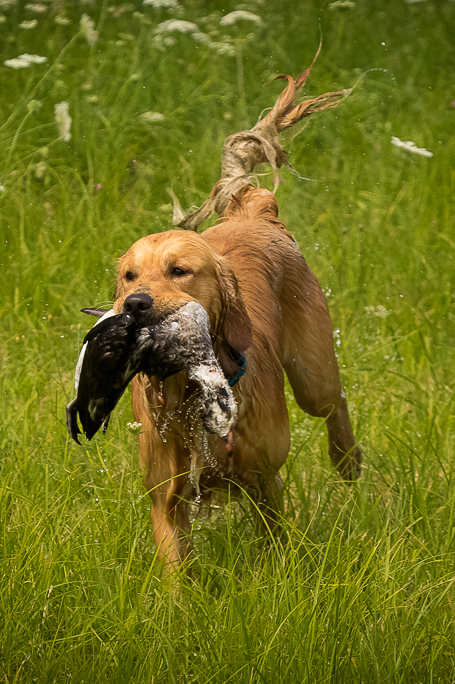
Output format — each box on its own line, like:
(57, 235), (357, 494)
(215, 257), (253, 353)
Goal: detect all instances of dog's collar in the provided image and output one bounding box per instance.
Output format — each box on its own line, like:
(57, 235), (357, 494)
(228, 352), (246, 387)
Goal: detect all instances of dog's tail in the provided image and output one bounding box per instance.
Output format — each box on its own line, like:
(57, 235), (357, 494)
(223, 186), (282, 226)
(169, 44), (352, 232)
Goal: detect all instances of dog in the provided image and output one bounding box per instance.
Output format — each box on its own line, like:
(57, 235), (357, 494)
(113, 185), (362, 568)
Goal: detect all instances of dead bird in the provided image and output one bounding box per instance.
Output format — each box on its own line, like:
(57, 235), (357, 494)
(66, 301), (237, 445)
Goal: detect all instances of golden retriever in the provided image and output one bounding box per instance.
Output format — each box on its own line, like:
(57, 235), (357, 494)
(114, 186), (361, 567)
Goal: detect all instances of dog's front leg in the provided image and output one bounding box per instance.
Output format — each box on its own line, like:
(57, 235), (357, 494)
(131, 377), (195, 570)
(149, 481), (193, 568)
(139, 435), (193, 570)
(255, 473), (285, 536)
(133, 426), (191, 569)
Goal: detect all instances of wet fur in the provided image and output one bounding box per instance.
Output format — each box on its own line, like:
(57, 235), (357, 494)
(114, 187), (362, 568)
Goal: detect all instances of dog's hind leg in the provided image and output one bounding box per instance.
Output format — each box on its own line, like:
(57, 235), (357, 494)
(239, 470), (284, 544)
(281, 263), (362, 481)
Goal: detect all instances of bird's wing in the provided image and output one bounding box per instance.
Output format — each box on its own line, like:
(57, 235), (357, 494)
(74, 309), (116, 390)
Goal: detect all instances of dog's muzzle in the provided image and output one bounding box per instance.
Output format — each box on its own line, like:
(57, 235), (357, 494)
(123, 292), (154, 319)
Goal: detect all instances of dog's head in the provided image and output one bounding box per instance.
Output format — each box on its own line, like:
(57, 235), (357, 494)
(115, 231), (253, 360)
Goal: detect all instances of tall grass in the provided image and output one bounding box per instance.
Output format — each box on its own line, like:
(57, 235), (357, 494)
(1, 0), (454, 682)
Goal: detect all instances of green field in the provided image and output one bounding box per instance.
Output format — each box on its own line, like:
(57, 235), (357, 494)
(1, 0), (454, 681)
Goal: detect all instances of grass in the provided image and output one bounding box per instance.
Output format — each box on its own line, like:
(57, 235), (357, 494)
(1, 0), (455, 681)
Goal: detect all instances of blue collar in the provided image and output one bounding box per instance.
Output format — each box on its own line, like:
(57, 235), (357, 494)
(228, 353), (246, 387)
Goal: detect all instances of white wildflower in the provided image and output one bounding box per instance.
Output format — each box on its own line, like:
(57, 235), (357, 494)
(211, 41), (235, 56)
(143, 0), (181, 7)
(191, 31), (211, 45)
(139, 111), (165, 122)
(364, 305), (390, 318)
(54, 101), (72, 142)
(328, 0), (356, 9)
(4, 53), (47, 69)
(26, 99), (42, 113)
(391, 136), (433, 158)
(51, 79), (66, 97)
(220, 10), (262, 27)
(199, 13), (219, 24)
(152, 35), (174, 49)
(26, 53), (47, 64)
(132, 11), (151, 24)
(0, 183), (5, 191)
(19, 19), (38, 28)
(106, 4), (134, 15)
(4, 57), (30, 69)
(333, 328), (341, 347)
(127, 421), (143, 434)
(25, 3), (48, 12)
(155, 18), (198, 34)
(54, 15), (71, 25)
(118, 32), (135, 41)
(34, 161), (47, 179)
(80, 14), (98, 45)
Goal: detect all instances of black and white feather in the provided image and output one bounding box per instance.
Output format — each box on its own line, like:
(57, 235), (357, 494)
(66, 301), (237, 444)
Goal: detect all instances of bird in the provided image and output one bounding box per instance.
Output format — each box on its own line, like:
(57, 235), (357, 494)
(66, 301), (237, 445)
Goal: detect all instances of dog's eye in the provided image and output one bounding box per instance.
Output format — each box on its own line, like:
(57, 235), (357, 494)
(171, 267), (187, 277)
(125, 271), (136, 281)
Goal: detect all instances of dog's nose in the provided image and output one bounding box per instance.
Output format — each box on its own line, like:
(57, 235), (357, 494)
(123, 292), (153, 317)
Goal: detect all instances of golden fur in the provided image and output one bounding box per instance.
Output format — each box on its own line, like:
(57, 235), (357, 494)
(114, 187), (361, 567)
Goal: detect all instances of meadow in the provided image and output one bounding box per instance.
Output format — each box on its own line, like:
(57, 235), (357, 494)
(1, 0), (454, 681)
